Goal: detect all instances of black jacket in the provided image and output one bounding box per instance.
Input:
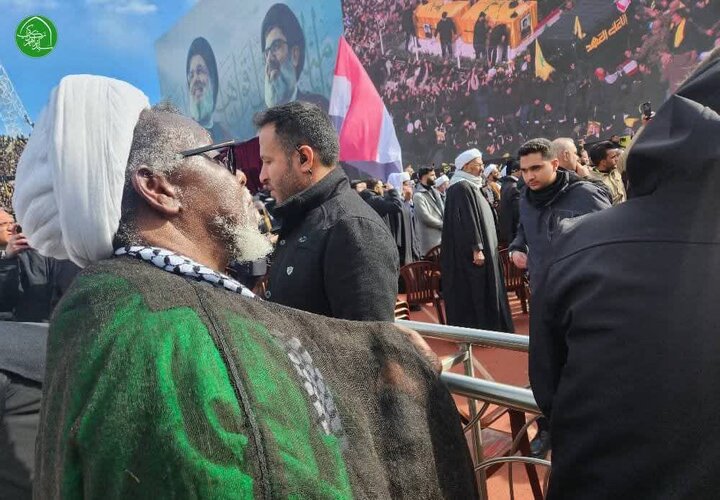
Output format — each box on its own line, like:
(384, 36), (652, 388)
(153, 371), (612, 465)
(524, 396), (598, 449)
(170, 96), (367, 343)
(359, 188), (403, 229)
(267, 168), (399, 321)
(0, 250), (80, 322)
(509, 171), (610, 287)
(530, 55), (720, 499)
(497, 175), (520, 247)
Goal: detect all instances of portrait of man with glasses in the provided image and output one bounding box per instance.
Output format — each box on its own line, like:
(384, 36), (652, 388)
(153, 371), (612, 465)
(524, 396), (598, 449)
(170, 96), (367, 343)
(261, 3), (329, 111)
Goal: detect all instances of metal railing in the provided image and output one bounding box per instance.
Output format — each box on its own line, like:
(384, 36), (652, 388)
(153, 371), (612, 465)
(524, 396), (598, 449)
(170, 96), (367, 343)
(396, 319), (549, 499)
(396, 319), (529, 352)
(441, 372), (540, 415)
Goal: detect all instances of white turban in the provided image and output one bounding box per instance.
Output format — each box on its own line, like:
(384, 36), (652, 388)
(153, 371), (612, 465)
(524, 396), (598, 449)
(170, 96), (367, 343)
(435, 174), (450, 187)
(13, 75), (149, 268)
(454, 148), (482, 171)
(387, 172), (411, 189)
(484, 164), (498, 178)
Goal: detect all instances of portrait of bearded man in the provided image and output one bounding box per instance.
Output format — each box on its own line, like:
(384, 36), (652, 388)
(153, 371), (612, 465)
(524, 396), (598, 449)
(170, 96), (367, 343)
(261, 3), (329, 111)
(185, 36), (231, 141)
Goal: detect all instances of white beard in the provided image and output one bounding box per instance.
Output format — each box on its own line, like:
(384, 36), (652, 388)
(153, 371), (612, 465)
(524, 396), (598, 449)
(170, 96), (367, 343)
(212, 215), (273, 264)
(189, 86), (215, 127)
(264, 58), (298, 108)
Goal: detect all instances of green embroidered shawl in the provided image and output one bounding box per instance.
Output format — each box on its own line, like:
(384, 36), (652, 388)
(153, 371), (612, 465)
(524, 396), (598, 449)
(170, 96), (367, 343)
(35, 257), (476, 499)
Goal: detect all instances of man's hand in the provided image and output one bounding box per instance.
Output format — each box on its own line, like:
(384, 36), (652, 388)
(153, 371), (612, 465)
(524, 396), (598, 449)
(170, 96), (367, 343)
(511, 251), (528, 269)
(576, 163), (592, 178)
(472, 249), (485, 267)
(395, 324), (441, 374)
(5, 229), (31, 258)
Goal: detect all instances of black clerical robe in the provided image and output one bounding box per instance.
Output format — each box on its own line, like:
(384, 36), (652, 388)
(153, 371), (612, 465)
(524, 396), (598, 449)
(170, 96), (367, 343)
(440, 180), (514, 332)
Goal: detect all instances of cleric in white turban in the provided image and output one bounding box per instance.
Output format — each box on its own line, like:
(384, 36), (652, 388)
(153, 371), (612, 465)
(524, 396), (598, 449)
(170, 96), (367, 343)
(20, 76), (477, 499)
(441, 147), (514, 332)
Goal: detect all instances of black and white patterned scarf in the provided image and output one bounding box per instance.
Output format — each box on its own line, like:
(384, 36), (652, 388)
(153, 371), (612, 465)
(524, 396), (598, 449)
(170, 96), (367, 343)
(113, 245), (344, 439)
(114, 245), (256, 299)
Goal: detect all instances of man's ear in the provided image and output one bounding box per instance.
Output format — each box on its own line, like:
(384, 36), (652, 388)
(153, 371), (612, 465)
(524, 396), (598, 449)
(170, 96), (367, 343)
(291, 46), (300, 69)
(551, 158), (560, 171)
(296, 144), (314, 174)
(131, 167), (182, 216)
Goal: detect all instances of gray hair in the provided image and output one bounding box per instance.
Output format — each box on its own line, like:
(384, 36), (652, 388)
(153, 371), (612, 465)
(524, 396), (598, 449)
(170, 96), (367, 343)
(551, 138), (576, 159)
(126, 101), (193, 177)
(115, 102), (201, 248)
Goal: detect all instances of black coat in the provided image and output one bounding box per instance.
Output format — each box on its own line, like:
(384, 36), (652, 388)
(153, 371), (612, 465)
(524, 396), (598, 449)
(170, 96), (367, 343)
(440, 178), (513, 332)
(530, 56), (720, 499)
(0, 250), (80, 322)
(497, 175), (520, 247)
(267, 168), (400, 321)
(359, 188), (403, 231)
(509, 171), (610, 288)
(360, 189), (417, 266)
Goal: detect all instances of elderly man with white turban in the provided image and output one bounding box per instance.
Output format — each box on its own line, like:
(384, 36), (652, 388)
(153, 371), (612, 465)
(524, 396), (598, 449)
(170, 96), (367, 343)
(17, 76), (477, 498)
(482, 163), (502, 210)
(440, 148), (514, 332)
(385, 171), (421, 266)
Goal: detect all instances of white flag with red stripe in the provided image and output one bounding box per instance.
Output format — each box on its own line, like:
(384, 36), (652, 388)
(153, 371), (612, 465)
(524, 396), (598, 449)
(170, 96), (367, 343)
(615, 0), (631, 13)
(329, 37), (402, 179)
(621, 59), (639, 77)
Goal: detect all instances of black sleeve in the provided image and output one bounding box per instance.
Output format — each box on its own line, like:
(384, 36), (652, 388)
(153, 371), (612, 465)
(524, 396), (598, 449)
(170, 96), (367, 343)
(0, 257), (21, 313)
(324, 217), (399, 321)
(511, 185), (521, 240)
(528, 260), (568, 420)
(363, 190), (403, 217)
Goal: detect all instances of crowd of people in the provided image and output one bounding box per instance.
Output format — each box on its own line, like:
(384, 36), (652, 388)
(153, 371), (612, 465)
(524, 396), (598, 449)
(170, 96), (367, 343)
(0, 135), (26, 208)
(344, 0), (719, 166)
(1, 7), (719, 497)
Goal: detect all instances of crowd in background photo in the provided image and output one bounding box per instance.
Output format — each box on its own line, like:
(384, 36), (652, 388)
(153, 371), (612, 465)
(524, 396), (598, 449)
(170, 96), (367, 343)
(344, 0), (718, 166)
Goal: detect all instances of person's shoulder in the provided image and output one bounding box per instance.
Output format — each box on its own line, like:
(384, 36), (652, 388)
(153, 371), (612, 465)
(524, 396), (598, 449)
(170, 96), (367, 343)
(567, 178), (612, 199)
(552, 199), (640, 260)
(447, 180), (473, 193)
(330, 188), (391, 228)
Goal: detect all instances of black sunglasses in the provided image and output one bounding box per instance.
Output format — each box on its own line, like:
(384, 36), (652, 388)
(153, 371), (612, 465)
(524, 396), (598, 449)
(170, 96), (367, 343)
(177, 139), (239, 175)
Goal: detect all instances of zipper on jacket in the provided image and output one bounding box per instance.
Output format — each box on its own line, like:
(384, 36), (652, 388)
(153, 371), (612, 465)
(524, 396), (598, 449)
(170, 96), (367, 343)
(195, 288), (272, 500)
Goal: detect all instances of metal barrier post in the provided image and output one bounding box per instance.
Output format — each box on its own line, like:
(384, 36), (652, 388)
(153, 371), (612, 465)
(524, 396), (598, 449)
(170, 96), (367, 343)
(463, 343), (488, 499)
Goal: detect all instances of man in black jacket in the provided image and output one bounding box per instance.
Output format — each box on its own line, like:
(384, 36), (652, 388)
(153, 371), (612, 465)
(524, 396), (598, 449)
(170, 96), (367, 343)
(359, 178), (403, 232)
(509, 139), (610, 458)
(497, 159), (521, 247)
(509, 139), (610, 287)
(257, 101), (399, 321)
(530, 50), (720, 499)
(472, 12), (489, 61)
(0, 208), (80, 322)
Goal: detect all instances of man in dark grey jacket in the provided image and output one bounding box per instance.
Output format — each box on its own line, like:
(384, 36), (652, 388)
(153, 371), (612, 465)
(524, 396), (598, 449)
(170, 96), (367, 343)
(413, 167), (444, 256)
(497, 159), (521, 247)
(257, 101), (399, 321)
(508, 138), (610, 458)
(509, 139), (610, 288)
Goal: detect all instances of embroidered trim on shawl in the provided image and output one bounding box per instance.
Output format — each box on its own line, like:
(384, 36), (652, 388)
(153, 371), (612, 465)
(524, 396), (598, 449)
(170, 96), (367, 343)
(113, 245), (344, 438)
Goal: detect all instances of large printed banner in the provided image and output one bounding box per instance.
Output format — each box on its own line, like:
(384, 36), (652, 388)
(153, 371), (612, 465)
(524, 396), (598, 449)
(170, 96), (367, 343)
(342, 0), (718, 166)
(156, 0), (342, 142)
